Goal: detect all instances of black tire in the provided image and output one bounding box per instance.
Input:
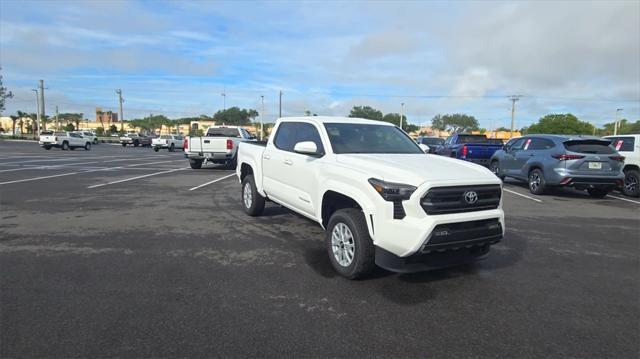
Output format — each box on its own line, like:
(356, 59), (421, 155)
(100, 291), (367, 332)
(93, 139), (98, 144)
(226, 154), (238, 170)
(528, 168), (546, 195)
(44, 145), (52, 150)
(622, 169), (640, 197)
(189, 158), (203, 169)
(154, 147), (159, 152)
(241, 174), (266, 216)
(121, 143), (127, 147)
(133, 140), (139, 147)
(61, 141), (69, 151)
(326, 208), (376, 279)
(490, 160), (505, 181)
(84, 142), (91, 151)
(587, 187), (609, 198)
(169, 144), (175, 152)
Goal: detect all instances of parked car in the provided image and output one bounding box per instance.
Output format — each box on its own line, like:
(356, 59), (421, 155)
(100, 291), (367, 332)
(237, 116), (504, 279)
(184, 126), (255, 169)
(603, 134), (640, 197)
(416, 136), (445, 153)
(152, 134), (184, 152)
(435, 133), (504, 166)
(489, 135), (625, 198)
(120, 133), (152, 147)
(75, 131), (99, 144)
(38, 131), (93, 151)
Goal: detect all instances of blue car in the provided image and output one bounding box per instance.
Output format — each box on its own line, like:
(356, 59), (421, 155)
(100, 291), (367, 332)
(489, 135), (625, 198)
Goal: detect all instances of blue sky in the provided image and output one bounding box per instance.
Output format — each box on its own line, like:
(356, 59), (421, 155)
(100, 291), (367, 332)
(1, 0), (638, 129)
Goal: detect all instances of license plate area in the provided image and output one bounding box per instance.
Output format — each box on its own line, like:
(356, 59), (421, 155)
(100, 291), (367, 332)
(588, 162), (602, 169)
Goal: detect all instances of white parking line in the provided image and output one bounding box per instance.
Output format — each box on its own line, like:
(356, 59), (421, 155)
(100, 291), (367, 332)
(188, 173), (236, 191)
(503, 188), (543, 203)
(0, 168), (112, 185)
(606, 194), (640, 205)
(88, 168), (187, 189)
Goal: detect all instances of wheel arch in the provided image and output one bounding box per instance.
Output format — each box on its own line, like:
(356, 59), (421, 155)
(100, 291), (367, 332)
(623, 164), (639, 172)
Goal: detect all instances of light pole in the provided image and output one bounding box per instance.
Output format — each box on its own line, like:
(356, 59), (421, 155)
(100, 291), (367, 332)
(260, 95), (265, 141)
(614, 108), (623, 135)
(32, 89), (40, 137)
(221, 91), (226, 111)
(400, 102), (405, 130)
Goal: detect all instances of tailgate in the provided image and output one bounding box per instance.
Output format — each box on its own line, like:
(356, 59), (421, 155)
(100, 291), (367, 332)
(152, 139), (167, 146)
(40, 135), (56, 142)
(189, 137), (230, 153)
(466, 144), (501, 159)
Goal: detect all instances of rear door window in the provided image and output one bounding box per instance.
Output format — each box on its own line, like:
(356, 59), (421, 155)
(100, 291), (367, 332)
(563, 140), (615, 154)
(607, 137), (635, 152)
(528, 138), (555, 150)
(206, 127), (241, 138)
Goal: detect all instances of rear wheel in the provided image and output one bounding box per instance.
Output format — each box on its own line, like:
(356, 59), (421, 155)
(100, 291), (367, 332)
(133, 140), (139, 147)
(84, 142), (91, 151)
(154, 147), (159, 152)
(189, 158), (203, 169)
(528, 168), (546, 195)
(93, 139), (98, 144)
(169, 143), (175, 152)
(241, 174), (265, 216)
(587, 187), (609, 198)
(121, 143), (126, 147)
(623, 169), (640, 197)
(44, 145), (52, 150)
(490, 160), (505, 181)
(61, 141), (69, 151)
(326, 208), (376, 279)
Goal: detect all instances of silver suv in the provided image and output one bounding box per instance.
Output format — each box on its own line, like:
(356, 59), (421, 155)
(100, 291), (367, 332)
(490, 135), (625, 198)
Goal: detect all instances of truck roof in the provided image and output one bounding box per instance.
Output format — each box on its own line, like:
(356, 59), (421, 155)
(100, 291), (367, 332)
(277, 116), (394, 126)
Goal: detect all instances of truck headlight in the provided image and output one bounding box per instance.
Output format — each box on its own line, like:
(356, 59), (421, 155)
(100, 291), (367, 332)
(368, 178), (416, 201)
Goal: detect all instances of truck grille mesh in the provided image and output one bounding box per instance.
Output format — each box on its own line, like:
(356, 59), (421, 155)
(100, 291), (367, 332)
(421, 185), (501, 215)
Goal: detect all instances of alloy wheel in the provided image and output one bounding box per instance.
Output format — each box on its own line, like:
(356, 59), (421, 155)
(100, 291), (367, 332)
(530, 172), (540, 192)
(331, 223), (355, 267)
(625, 173), (638, 192)
(243, 182), (252, 209)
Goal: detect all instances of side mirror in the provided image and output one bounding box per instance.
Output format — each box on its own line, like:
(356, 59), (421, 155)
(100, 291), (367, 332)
(293, 141), (321, 156)
(418, 144), (430, 153)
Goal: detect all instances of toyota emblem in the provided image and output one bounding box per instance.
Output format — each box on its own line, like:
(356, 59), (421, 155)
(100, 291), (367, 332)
(464, 191), (478, 204)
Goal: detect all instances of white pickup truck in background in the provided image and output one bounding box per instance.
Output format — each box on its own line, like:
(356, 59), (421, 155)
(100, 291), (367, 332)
(184, 126), (255, 169)
(237, 116), (504, 279)
(39, 131), (93, 151)
(152, 135), (184, 152)
(604, 134), (640, 197)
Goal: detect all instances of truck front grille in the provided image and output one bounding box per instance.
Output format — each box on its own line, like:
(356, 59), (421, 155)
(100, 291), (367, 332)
(421, 184), (501, 215)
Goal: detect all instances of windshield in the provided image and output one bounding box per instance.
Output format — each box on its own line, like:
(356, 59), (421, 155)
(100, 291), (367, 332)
(563, 140), (615, 154)
(324, 123), (423, 154)
(160, 135), (171, 139)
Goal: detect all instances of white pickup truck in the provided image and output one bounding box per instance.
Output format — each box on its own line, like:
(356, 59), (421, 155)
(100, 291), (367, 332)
(39, 131), (93, 151)
(152, 134), (184, 152)
(184, 126), (255, 169)
(237, 116), (505, 279)
(604, 134), (640, 197)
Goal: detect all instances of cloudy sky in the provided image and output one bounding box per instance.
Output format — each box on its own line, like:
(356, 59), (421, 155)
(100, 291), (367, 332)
(1, 0), (638, 129)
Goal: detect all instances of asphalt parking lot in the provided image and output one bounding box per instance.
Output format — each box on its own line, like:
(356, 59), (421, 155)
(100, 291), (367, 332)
(1, 140), (638, 358)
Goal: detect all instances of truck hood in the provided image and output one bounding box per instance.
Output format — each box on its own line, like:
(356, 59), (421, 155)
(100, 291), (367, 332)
(336, 153), (499, 187)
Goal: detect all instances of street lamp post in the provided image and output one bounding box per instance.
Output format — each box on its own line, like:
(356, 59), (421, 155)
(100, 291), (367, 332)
(614, 108), (623, 135)
(400, 102), (405, 130)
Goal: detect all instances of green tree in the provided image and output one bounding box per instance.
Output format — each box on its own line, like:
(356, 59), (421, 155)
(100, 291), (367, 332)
(95, 127), (105, 136)
(599, 119), (640, 136)
(0, 67), (13, 114)
(526, 113), (594, 135)
(381, 113), (408, 127)
(494, 126), (510, 132)
(431, 113), (479, 133)
(348, 106), (383, 121)
(213, 107), (258, 126)
(109, 124), (118, 134)
(63, 123), (75, 131)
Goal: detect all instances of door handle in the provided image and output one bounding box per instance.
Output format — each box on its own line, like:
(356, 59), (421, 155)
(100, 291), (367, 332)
(263, 155), (271, 160)
(284, 159), (293, 165)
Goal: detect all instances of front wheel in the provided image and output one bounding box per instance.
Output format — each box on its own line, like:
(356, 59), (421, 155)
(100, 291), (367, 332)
(528, 168), (546, 195)
(490, 161), (505, 181)
(121, 143), (127, 147)
(61, 142), (69, 151)
(241, 174), (265, 216)
(84, 142), (91, 151)
(326, 208), (376, 279)
(189, 158), (203, 169)
(587, 187), (609, 199)
(622, 169), (640, 197)
(169, 144), (175, 152)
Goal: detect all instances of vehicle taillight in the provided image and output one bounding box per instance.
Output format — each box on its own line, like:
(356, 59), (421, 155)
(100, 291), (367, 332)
(183, 138), (188, 150)
(226, 139), (233, 150)
(461, 145), (468, 157)
(609, 156), (625, 162)
(552, 154), (585, 161)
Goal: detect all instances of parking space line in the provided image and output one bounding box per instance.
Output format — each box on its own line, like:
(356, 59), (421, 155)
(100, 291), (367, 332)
(503, 188), (543, 203)
(0, 168), (112, 185)
(606, 194), (640, 205)
(188, 173), (236, 191)
(88, 168), (188, 189)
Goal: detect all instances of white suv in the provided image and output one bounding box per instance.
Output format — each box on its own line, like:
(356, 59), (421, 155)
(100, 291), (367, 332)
(604, 134), (640, 197)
